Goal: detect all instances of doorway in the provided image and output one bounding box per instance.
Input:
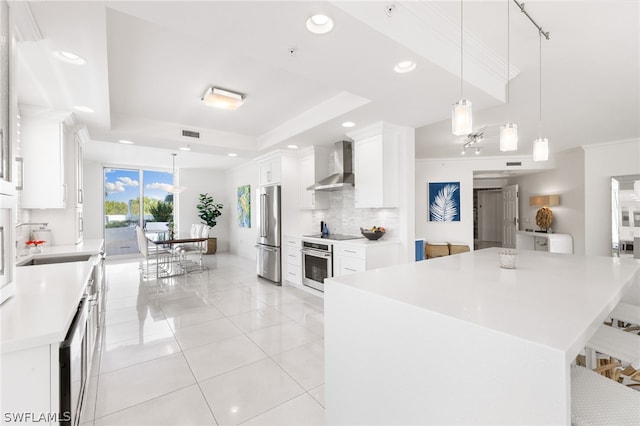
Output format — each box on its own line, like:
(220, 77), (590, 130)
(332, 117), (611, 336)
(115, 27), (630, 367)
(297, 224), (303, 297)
(103, 167), (174, 256)
(474, 188), (503, 250)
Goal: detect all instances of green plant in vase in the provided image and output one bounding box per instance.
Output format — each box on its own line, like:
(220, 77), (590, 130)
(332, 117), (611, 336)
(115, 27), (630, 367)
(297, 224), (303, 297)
(197, 193), (223, 254)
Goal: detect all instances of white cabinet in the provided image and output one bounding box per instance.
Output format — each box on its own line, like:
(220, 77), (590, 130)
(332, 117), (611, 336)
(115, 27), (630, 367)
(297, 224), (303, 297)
(284, 236), (301, 285)
(74, 127), (89, 207)
(333, 241), (401, 277)
(258, 157), (281, 186)
(21, 115), (69, 208)
(349, 123), (401, 208)
(334, 245), (366, 276)
(298, 146), (329, 209)
(21, 109), (79, 209)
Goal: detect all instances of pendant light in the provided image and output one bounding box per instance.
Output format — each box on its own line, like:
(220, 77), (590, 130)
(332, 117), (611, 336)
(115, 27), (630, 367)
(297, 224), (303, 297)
(500, 0), (518, 152)
(533, 30), (549, 161)
(167, 153), (186, 194)
(451, 0), (472, 136)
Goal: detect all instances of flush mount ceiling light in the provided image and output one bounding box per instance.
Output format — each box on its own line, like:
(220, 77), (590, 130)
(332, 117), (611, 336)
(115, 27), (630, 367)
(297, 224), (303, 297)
(201, 87), (245, 110)
(118, 139), (134, 145)
(451, 0), (472, 136)
(227, 153), (238, 157)
(499, 0), (517, 152)
(394, 60), (416, 74)
(74, 105), (94, 113)
(306, 14), (334, 34)
(341, 121), (356, 128)
(53, 51), (87, 65)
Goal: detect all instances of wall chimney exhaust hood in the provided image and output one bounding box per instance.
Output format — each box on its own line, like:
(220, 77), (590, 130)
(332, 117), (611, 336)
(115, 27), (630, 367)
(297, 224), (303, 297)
(307, 141), (354, 191)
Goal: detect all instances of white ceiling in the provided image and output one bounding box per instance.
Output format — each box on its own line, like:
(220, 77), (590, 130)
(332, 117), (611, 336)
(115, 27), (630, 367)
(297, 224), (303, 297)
(14, 1), (640, 169)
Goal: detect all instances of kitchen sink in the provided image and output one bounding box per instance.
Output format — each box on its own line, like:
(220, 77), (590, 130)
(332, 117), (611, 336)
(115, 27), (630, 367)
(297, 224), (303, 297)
(17, 254), (93, 267)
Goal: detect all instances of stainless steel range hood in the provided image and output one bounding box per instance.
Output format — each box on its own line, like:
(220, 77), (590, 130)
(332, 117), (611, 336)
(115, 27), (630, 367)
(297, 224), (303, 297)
(307, 141), (354, 191)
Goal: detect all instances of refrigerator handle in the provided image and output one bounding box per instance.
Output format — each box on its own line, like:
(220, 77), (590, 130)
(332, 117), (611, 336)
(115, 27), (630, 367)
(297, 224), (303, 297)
(260, 193), (267, 238)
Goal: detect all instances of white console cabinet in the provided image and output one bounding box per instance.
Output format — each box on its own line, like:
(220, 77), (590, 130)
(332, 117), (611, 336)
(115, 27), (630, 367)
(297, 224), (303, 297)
(516, 231), (573, 254)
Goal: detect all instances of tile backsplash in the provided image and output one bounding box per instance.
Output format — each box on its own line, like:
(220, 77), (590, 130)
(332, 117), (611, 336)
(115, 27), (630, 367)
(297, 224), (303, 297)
(311, 186), (399, 238)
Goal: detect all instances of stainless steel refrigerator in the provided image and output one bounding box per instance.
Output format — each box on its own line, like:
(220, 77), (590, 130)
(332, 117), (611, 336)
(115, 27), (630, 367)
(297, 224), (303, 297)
(256, 185), (281, 283)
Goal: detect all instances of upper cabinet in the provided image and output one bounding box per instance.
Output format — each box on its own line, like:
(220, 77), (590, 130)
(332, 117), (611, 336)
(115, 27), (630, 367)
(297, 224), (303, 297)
(298, 146), (329, 209)
(258, 155), (282, 186)
(349, 122), (401, 209)
(74, 127), (89, 207)
(20, 108), (75, 209)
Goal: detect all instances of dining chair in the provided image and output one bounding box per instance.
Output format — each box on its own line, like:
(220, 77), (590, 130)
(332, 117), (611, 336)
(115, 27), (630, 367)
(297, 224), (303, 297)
(176, 224), (209, 271)
(136, 225), (171, 279)
(571, 364), (640, 425)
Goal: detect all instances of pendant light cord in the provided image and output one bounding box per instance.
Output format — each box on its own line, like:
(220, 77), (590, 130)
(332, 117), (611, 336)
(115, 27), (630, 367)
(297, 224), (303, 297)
(506, 0), (510, 106)
(460, 0), (464, 99)
(538, 30), (543, 138)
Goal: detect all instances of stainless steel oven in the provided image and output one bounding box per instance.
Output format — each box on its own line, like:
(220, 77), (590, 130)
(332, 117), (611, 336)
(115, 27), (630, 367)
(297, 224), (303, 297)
(301, 240), (332, 292)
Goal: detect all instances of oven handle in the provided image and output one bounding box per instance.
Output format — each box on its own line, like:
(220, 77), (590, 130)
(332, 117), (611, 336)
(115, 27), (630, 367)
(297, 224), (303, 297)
(301, 248), (332, 259)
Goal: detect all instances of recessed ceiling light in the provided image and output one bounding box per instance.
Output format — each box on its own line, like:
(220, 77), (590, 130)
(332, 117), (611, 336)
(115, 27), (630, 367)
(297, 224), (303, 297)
(74, 105), (94, 113)
(53, 51), (87, 65)
(306, 14), (334, 34)
(227, 153), (238, 157)
(118, 139), (134, 145)
(342, 121), (356, 128)
(287, 144), (299, 149)
(179, 146), (191, 151)
(394, 60), (416, 73)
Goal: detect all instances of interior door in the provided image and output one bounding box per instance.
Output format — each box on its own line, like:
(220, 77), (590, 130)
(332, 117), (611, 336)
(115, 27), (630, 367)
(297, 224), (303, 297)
(502, 184), (519, 248)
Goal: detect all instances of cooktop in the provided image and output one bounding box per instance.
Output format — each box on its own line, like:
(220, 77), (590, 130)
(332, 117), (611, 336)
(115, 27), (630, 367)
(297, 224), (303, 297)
(303, 234), (363, 241)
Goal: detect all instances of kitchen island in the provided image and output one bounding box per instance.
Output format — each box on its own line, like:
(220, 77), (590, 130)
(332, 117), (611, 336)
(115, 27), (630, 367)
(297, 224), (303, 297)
(325, 248), (640, 425)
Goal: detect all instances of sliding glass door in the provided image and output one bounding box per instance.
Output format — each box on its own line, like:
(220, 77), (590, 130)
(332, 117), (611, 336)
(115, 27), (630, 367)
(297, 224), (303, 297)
(103, 167), (173, 256)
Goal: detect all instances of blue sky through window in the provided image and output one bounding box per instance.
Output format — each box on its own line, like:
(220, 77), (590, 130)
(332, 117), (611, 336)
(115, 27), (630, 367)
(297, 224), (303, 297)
(104, 168), (173, 202)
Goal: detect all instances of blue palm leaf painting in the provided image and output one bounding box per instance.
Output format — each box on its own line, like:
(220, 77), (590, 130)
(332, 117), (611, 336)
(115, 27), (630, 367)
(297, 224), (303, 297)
(429, 182), (460, 222)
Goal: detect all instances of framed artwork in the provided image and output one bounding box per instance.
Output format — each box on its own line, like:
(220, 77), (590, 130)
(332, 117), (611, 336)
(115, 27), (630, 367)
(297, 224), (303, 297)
(237, 185), (251, 228)
(429, 182), (460, 222)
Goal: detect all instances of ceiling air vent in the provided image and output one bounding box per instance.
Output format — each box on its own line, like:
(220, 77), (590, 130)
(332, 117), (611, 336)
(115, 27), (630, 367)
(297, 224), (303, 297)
(182, 130), (200, 138)
(506, 161), (522, 167)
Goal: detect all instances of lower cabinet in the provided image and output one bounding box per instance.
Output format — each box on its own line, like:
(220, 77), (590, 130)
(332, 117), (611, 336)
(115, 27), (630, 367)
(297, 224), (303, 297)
(284, 236), (301, 285)
(333, 242), (400, 277)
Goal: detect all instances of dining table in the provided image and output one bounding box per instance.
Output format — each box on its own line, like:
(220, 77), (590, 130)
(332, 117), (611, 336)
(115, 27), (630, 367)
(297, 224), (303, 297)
(145, 231), (208, 278)
(324, 247), (640, 425)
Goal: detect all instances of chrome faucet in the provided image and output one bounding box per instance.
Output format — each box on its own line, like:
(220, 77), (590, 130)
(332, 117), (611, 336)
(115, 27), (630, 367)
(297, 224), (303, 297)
(16, 222), (48, 229)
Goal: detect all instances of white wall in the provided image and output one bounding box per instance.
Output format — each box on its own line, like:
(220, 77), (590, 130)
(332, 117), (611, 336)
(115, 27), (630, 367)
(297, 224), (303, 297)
(225, 161), (259, 260)
(415, 156), (553, 248)
(178, 168), (229, 251)
(584, 139), (640, 256)
(83, 159), (103, 240)
(508, 149), (586, 254)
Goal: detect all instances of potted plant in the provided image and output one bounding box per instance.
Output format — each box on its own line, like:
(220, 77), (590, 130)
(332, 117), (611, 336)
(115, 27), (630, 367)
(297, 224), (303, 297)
(197, 193), (223, 254)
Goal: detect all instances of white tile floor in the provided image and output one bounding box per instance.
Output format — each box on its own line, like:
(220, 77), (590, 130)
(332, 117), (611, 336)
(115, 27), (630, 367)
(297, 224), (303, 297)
(82, 253), (325, 426)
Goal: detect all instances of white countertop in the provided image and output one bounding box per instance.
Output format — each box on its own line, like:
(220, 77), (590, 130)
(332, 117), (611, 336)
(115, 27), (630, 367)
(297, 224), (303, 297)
(327, 247), (640, 361)
(298, 235), (400, 247)
(16, 239), (104, 263)
(1, 239), (104, 354)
